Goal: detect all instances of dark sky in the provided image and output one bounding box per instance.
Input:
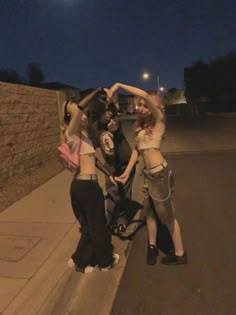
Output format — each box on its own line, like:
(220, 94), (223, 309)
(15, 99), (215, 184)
(0, 0), (235, 91)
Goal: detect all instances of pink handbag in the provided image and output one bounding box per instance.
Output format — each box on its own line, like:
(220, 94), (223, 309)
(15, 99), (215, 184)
(57, 138), (83, 172)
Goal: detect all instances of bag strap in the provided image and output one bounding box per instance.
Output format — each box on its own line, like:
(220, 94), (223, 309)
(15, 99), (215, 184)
(77, 137), (83, 153)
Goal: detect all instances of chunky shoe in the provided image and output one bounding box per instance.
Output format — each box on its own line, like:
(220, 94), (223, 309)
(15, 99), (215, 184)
(84, 265), (98, 273)
(161, 251), (187, 265)
(147, 244), (158, 265)
(67, 258), (76, 269)
(75, 265), (98, 273)
(100, 253), (120, 272)
(68, 258), (97, 273)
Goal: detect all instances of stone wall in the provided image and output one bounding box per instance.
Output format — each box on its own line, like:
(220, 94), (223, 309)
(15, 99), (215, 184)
(0, 82), (66, 184)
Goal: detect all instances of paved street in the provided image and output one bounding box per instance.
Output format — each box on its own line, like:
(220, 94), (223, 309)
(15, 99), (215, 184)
(0, 115), (236, 314)
(111, 150), (236, 315)
(111, 116), (236, 315)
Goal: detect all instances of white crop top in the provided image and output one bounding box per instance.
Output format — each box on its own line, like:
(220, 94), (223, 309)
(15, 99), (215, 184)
(65, 131), (95, 155)
(135, 126), (165, 151)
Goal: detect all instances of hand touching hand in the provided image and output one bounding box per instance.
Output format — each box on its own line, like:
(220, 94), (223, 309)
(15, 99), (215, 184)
(115, 171), (130, 185)
(108, 119), (118, 132)
(109, 175), (117, 186)
(103, 88), (112, 101)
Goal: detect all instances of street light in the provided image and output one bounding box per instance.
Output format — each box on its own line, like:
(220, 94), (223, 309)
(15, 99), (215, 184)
(142, 72), (150, 80)
(142, 72), (160, 94)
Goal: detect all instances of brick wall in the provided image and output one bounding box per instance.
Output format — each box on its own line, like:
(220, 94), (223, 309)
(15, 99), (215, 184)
(0, 82), (66, 184)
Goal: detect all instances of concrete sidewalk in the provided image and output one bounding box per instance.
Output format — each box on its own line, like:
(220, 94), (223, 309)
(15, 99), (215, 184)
(1, 115), (236, 314)
(0, 168), (143, 315)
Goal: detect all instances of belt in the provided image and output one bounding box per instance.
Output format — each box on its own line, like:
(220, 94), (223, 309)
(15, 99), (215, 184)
(145, 160), (167, 175)
(76, 174), (98, 181)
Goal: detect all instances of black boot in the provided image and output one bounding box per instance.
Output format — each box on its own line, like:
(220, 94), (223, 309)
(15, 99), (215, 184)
(161, 250), (187, 266)
(147, 244), (158, 265)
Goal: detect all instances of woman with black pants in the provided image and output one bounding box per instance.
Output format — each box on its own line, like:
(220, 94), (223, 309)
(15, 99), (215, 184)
(62, 89), (120, 273)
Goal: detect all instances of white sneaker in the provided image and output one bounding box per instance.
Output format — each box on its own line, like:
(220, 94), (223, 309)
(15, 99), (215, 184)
(68, 258), (97, 273)
(100, 253), (120, 272)
(67, 258), (76, 269)
(84, 265), (98, 273)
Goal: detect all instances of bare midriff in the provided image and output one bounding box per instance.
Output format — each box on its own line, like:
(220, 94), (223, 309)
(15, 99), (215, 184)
(78, 154), (97, 175)
(140, 148), (165, 169)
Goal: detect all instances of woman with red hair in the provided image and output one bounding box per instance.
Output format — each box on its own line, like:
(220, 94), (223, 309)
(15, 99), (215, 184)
(109, 83), (187, 266)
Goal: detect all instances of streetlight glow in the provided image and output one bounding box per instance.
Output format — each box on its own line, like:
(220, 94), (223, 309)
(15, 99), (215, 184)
(142, 72), (160, 94)
(142, 72), (150, 80)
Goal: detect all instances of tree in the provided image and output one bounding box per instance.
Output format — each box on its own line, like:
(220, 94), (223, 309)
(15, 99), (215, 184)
(27, 63), (45, 87)
(0, 68), (23, 84)
(184, 52), (236, 112)
(184, 59), (210, 101)
(163, 88), (184, 105)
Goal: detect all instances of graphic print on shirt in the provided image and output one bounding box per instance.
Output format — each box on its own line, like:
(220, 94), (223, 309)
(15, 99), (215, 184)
(100, 131), (114, 156)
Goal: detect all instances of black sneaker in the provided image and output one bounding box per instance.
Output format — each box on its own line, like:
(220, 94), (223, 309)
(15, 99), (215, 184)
(147, 244), (158, 265)
(161, 251), (187, 265)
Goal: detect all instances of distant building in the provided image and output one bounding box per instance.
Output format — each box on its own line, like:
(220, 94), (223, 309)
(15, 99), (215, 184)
(40, 82), (80, 101)
(118, 94), (136, 114)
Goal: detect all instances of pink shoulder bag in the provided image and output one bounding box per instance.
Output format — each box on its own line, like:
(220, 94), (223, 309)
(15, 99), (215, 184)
(57, 137), (83, 172)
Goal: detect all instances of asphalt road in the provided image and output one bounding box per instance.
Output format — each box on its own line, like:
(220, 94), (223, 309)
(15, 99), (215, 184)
(110, 118), (236, 315)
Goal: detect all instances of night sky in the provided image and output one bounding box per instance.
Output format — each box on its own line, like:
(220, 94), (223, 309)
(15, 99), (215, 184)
(0, 0), (235, 91)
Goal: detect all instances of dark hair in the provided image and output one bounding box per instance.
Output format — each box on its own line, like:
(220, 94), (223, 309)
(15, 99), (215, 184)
(64, 100), (71, 125)
(97, 88), (107, 99)
(89, 89), (117, 122)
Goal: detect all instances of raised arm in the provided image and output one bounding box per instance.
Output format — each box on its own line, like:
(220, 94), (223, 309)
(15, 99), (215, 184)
(109, 83), (162, 123)
(77, 88), (102, 110)
(66, 88), (101, 136)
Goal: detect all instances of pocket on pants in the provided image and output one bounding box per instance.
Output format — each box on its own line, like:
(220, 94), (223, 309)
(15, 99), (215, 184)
(147, 170), (171, 202)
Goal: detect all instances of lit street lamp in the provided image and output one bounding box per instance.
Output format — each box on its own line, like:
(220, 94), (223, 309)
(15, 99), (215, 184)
(142, 72), (150, 80)
(142, 72), (160, 94)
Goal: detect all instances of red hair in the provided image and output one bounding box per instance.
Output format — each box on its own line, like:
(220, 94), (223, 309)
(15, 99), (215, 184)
(134, 112), (155, 134)
(134, 93), (164, 134)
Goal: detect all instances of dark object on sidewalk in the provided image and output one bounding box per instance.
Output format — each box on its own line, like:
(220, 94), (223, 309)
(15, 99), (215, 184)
(117, 223), (126, 233)
(161, 250), (187, 265)
(110, 219), (146, 241)
(108, 198), (144, 241)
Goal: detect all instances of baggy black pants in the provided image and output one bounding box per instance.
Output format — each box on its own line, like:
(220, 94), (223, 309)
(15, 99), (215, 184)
(70, 178), (113, 268)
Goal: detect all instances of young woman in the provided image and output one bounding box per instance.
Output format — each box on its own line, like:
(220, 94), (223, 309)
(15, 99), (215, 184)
(62, 89), (119, 273)
(109, 83), (187, 266)
(89, 98), (136, 234)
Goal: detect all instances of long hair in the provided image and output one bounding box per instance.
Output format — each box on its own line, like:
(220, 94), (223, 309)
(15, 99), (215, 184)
(90, 90), (118, 122)
(134, 93), (165, 134)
